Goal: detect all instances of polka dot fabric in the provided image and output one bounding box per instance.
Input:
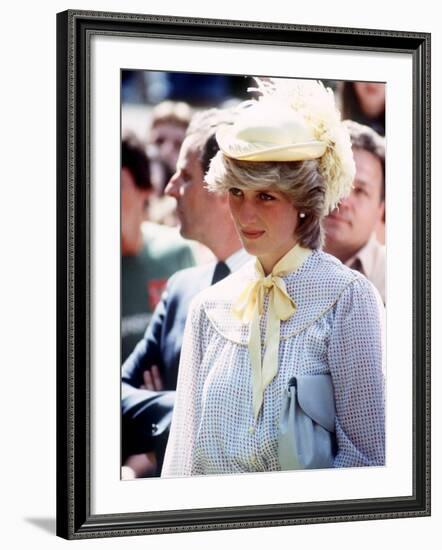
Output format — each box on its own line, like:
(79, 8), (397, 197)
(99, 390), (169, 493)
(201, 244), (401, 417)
(161, 251), (385, 477)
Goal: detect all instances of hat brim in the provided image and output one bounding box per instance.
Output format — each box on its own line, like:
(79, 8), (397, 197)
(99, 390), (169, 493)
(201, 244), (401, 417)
(216, 128), (327, 162)
(223, 142), (327, 162)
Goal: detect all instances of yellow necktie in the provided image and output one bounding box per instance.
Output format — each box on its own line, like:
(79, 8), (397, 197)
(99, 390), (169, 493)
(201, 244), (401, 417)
(233, 244), (311, 420)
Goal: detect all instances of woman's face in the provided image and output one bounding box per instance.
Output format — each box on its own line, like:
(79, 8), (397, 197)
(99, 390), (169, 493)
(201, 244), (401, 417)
(228, 186), (299, 274)
(353, 82), (385, 118)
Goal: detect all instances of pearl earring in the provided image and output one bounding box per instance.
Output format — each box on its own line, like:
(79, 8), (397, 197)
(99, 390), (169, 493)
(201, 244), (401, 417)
(299, 212), (306, 219)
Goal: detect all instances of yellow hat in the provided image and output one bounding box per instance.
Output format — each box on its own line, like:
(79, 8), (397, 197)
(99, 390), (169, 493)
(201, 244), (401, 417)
(215, 78), (355, 213)
(216, 103), (327, 162)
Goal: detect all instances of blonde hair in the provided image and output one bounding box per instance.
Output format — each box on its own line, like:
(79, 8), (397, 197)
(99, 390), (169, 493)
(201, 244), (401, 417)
(205, 151), (326, 249)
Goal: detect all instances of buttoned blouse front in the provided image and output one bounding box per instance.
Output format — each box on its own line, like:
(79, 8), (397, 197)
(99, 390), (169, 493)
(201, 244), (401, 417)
(161, 250), (385, 477)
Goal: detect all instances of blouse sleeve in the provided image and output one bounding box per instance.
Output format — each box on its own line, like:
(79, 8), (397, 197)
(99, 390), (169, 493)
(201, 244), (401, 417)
(328, 276), (385, 467)
(161, 297), (207, 477)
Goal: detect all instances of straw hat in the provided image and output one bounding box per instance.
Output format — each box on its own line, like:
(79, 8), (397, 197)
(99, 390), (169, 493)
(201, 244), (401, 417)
(216, 104), (326, 162)
(215, 78), (356, 213)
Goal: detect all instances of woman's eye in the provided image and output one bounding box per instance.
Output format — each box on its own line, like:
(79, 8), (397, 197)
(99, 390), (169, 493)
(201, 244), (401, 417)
(229, 187), (243, 197)
(259, 192), (275, 201)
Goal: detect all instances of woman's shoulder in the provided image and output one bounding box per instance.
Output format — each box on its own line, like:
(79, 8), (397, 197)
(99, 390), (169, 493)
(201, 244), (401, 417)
(283, 249), (363, 303)
(280, 250), (380, 338)
(186, 251), (382, 342)
(301, 249), (361, 284)
(308, 251), (383, 303)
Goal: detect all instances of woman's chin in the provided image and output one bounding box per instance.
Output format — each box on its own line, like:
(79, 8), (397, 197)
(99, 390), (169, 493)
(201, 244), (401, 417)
(240, 239), (262, 256)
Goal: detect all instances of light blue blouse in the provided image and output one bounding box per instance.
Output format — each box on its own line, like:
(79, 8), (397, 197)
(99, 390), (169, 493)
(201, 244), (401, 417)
(162, 250), (385, 477)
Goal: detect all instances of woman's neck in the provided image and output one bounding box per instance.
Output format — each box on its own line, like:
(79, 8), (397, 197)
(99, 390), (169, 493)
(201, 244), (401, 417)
(258, 240), (300, 275)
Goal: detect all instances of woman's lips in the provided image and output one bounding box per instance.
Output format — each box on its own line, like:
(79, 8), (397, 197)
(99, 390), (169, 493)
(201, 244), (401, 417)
(241, 229), (265, 239)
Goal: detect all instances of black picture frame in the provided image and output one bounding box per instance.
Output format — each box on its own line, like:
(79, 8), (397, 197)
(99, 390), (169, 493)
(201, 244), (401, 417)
(56, 9), (431, 540)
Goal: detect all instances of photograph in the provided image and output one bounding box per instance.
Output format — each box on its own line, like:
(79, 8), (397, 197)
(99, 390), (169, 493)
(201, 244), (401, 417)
(120, 71), (387, 481)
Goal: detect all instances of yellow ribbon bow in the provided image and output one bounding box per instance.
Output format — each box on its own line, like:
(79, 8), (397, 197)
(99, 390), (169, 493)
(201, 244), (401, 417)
(233, 244), (311, 420)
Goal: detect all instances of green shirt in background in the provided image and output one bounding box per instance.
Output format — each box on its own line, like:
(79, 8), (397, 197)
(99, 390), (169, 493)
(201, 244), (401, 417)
(122, 222), (195, 362)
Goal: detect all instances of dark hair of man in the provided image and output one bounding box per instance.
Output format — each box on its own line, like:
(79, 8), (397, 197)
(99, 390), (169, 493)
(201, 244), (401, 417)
(121, 133), (152, 191)
(200, 134), (220, 174)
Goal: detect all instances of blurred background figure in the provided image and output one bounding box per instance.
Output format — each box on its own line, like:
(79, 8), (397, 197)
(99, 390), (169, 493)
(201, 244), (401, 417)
(324, 120), (386, 303)
(337, 81), (386, 243)
(145, 100), (193, 227)
(339, 81), (385, 137)
(121, 107), (249, 479)
(147, 100), (193, 195)
(121, 134), (195, 363)
(122, 71), (253, 228)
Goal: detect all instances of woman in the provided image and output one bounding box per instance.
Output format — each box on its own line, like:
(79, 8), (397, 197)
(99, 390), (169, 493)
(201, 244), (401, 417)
(161, 78), (385, 476)
(339, 81), (385, 136)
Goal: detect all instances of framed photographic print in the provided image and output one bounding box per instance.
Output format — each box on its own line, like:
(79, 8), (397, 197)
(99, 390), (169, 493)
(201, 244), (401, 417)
(56, 9), (430, 539)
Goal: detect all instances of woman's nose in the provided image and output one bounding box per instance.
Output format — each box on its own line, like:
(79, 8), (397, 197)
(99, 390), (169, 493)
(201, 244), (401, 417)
(237, 199), (258, 225)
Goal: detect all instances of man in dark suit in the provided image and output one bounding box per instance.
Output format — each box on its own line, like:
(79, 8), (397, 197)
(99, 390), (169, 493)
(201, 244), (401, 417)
(121, 108), (249, 478)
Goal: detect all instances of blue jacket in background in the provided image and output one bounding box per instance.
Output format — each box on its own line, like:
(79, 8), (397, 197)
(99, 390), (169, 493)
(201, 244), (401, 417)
(121, 263), (216, 464)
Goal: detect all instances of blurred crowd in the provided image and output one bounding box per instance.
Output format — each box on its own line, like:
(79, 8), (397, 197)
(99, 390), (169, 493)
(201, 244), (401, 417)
(120, 70), (386, 479)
